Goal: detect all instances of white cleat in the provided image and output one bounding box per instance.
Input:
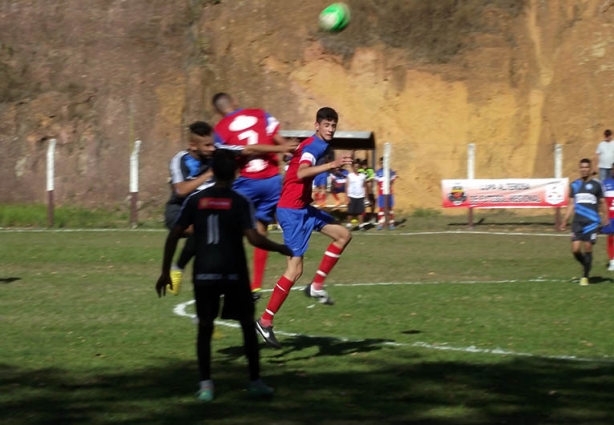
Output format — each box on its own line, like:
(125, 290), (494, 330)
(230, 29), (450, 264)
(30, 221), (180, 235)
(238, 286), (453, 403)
(303, 284), (335, 305)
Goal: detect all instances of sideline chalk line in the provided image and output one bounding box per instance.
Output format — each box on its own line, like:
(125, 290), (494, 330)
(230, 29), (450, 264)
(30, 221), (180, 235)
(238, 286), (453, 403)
(0, 228), (571, 237)
(172, 281), (614, 364)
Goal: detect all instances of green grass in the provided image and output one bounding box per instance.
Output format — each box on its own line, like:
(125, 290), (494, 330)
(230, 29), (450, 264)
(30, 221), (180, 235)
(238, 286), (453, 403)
(2, 226), (614, 424)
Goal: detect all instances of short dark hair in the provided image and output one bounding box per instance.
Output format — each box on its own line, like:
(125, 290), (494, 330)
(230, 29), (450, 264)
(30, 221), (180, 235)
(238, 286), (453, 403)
(580, 158), (592, 166)
(606, 129), (612, 137)
(212, 149), (239, 181)
(212, 92), (231, 109)
(188, 121), (212, 137)
(316, 107), (338, 123)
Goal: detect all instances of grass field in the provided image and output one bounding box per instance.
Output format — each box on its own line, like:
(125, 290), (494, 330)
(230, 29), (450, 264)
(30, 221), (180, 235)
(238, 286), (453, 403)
(2, 223), (614, 424)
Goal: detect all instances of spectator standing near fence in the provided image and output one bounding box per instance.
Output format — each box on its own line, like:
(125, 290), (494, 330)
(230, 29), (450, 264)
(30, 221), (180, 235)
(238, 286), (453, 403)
(594, 129), (614, 181)
(330, 167), (348, 208)
(313, 171), (329, 207)
(358, 159), (376, 222)
(375, 157), (398, 230)
(560, 158), (609, 285)
(345, 158), (368, 229)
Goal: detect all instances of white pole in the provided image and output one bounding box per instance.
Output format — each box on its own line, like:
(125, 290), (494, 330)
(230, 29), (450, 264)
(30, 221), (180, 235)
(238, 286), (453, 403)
(46, 139), (57, 227)
(554, 144), (563, 229)
(130, 140), (142, 193)
(129, 140), (141, 228)
(47, 139), (56, 192)
(382, 142), (391, 195)
(554, 144), (562, 179)
(467, 143), (476, 180)
(467, 143), (475, 228)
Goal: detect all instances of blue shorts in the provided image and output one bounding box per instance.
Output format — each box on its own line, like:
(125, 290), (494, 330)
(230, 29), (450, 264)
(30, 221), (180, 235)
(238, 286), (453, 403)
(276, 206), (335, 256)
(314, 172), (328, 187)
(601, 219), (614, 234)
(378, 194), (395, 209)
(232, 175), (282, 224)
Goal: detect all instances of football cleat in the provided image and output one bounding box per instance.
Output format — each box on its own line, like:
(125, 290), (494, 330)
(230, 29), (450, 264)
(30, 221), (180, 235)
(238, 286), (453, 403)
(303, 284), (334, 305)
(580, 277), (589, 286)
(247, 379), (274, 398)
(255, 319), (281, 349)
(167, 268), (183, 296)
(252, 289), (262, 303)
(196, 381), (214, 402)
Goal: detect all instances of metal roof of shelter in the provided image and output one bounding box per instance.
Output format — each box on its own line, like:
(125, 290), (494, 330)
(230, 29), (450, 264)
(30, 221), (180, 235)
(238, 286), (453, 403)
(279, 130), (376, 151)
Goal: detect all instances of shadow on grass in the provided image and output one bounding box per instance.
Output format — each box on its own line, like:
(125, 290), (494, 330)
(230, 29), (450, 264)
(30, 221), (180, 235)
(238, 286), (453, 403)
(0, 277), (21, 284)
(589, 276), (614, 284)
(2, 353), (614, 425)
(447, 219), (556, 227)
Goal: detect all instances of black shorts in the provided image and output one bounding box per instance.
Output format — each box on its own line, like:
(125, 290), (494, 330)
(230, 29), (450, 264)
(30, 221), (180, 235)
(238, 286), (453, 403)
(164, 203), (182, 230)
(347, 197), (365, 215)
(571, 222), (598, 244)
(194, 280), (254, 322)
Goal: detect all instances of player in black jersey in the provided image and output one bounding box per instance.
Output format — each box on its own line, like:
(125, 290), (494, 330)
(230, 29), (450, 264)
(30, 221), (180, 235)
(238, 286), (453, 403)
(560, 158), (608, 285)
(156, 149), (292, 401)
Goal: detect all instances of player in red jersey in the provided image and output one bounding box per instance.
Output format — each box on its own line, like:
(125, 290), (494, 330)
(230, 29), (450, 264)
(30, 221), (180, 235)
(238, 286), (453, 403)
(255, 107), (353, 349)
(212, 93), (297, 301)
(600, 164), (614, 270)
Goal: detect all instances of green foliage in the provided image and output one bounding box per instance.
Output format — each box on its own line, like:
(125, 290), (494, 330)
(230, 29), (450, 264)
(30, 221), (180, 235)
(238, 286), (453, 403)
(0, 204), (157, 229)
(411, 207), (441, 217)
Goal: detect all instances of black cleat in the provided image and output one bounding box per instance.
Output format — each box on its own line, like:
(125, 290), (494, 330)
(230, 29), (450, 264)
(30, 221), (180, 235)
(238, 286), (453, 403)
(255, 319), (281, 349)
(252, 290), (261, 303)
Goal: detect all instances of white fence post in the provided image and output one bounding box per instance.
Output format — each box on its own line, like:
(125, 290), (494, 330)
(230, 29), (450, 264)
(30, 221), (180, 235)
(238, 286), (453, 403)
(382, 142), (392, 227)
(46, 139), (57, 228)
(554, 144), (563, 229)
(467, 143), (476, 228)
(129, 140), (142, 228)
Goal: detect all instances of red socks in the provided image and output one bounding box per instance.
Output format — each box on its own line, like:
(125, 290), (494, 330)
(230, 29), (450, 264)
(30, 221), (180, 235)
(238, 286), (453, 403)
(260, 275), (294, 327)
(608, 235), (614, 260)
(312, 243), (343, 291)
(251, 247), (268, 292)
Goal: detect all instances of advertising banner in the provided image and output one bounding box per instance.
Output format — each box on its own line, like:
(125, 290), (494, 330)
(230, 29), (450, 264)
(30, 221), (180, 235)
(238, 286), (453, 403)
(441, 178), (569, 208)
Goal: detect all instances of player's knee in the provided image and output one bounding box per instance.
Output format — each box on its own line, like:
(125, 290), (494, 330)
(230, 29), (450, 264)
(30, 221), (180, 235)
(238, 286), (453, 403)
(337, 228), (352, 247)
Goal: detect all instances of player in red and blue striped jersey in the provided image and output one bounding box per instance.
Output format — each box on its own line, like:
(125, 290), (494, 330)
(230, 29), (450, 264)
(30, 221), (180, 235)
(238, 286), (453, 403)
(599, 164), (614, 271)
(212, 93), (297, 301)
(255, 107), (353, 349)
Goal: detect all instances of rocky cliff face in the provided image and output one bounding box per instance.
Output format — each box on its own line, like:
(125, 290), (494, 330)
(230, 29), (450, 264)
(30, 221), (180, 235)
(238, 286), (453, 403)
(2, 0), (614, 215)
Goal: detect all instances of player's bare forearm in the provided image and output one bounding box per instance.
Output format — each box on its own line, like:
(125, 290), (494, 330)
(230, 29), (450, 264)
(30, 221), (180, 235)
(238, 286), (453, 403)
(601, 199), (609, 225)
(297, 155), (352, 180)
(156, 227), (183, 297)
(245, 229), (293, 256)
(174, 170), (213, 196)
(161, 227), (183, 274)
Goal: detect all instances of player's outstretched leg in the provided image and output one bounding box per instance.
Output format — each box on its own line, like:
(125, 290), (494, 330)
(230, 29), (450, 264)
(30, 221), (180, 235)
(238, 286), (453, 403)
(305, 223), (352, 305)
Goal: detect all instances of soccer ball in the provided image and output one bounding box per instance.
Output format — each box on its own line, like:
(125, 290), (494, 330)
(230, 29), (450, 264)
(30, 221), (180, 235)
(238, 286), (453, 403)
(319, 3), (351, 32)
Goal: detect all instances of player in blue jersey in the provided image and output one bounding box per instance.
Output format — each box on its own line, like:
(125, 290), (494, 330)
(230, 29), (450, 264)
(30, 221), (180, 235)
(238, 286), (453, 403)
(560, 158), (609, 285)
(164, 122), (216, 295)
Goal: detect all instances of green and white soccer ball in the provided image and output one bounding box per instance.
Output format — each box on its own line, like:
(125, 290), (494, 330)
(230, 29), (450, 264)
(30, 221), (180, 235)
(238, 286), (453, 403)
(319, 2), (351, 32)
